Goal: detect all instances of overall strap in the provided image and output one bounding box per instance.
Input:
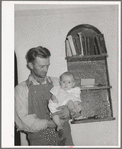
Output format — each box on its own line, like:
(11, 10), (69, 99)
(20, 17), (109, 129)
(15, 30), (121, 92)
(46, 76), (53, 85)
(25, 78), (33, 88)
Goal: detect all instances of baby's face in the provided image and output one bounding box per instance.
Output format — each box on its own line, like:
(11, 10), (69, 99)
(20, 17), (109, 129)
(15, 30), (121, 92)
(60, 75), (75, 91)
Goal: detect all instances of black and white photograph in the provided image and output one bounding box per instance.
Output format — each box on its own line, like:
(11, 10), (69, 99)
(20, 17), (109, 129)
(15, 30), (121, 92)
(2, 1), (121, 148)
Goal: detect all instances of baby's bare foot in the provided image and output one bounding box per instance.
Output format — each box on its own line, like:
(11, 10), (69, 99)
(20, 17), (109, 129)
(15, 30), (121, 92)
(57, 125), (63, 131)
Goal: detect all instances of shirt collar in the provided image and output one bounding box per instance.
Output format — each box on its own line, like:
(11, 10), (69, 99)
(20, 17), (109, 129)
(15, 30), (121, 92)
(28, 74), (51, 86)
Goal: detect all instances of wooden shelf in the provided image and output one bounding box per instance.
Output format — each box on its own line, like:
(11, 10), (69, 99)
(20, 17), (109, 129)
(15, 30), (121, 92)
(80, 85), (112, 91)
(65, 24), (114, 123)
(65, 54), (108, 62)
(71, 117), (115, 124)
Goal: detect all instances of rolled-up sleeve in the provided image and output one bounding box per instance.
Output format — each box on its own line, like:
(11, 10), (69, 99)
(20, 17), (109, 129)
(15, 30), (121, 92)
(15, 82), (48, 133)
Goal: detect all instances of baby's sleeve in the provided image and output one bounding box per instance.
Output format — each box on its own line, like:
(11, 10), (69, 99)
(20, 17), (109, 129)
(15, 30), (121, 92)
(50, 86), (60, 96)
(72, 87), (81, 99)
(48, 99), (60, 113)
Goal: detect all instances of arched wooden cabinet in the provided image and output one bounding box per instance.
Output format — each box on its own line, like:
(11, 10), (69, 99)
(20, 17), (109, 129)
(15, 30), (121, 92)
(65, 24), (115, 124)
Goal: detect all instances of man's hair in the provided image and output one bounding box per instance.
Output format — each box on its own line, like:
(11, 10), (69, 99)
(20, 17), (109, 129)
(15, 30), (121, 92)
(25, 46), (51, 63)
(60, 71), (75, 81)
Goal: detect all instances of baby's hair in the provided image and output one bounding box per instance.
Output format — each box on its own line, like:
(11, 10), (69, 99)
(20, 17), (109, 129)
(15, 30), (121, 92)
(60, 71), (75, 81)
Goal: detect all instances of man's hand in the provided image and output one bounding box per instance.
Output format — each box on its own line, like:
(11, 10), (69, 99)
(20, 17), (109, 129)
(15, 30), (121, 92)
(56, 105), (70, 119)
(60, 119), (66, 125)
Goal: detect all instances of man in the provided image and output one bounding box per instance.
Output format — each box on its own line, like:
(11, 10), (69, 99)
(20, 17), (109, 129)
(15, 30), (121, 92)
(15, 46), (74, 146)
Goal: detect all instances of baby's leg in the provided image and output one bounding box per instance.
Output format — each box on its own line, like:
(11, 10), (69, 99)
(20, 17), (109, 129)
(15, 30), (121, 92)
(66, 100), (75, 110)
(66, 100), (76, 116)
(74, 101), (82, 113)
(52, 115), (63, 131)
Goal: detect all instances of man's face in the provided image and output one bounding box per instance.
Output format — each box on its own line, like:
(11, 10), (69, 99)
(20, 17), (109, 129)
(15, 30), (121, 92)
(30, 56), (50, 78)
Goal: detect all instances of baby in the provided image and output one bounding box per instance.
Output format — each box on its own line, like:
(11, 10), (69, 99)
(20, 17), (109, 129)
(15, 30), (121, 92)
(48, 71), (82, 131)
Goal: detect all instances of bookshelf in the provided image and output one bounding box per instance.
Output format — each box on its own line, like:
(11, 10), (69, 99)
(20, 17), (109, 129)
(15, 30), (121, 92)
(65, 24), (115, 124)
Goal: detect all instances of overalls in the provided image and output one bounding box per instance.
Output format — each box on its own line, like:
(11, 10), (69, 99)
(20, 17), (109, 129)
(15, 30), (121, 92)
(26, 78), (74, 146)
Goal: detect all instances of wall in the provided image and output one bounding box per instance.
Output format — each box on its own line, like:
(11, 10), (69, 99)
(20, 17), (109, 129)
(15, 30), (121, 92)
(15, 5), (119, 146)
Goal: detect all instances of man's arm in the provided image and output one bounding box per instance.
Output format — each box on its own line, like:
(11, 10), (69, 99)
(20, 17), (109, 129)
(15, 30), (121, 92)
(47, 118), (66, 127)
(15, 84), (51, 132)
(52, 95), (58, 103)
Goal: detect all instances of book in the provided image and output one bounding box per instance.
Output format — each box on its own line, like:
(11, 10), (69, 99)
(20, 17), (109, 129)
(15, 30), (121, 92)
(65, 40), (68, 57)
(67, 35), (77, 56)
(93, 37), (100, 55)
(96, 35), (102, 54)
(73, 37), (81, 55)
(82, 36), (87, 55)
(89, 37), (95, 55)
(81, 79), (95, 87)
(77, 32), (84, 55)
(65, 39), (73, 57)
(86, 37), (91, 55)
(98, 34), (107, 54)
(74, 36), (82, 55)
(84, 36), (88, 55)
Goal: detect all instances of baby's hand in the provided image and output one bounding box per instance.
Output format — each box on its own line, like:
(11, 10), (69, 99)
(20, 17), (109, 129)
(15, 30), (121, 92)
(70, 109), (77, 116)
(57, 125), (63, 131)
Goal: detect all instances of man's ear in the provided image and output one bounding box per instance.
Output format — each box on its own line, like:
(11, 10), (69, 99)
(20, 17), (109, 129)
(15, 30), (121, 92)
(27, 62), (34, 70)
(59, 81), (61, 86)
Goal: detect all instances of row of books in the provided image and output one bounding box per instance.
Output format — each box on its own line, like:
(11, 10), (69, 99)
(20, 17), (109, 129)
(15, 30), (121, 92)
(65, 33), (107, 57)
